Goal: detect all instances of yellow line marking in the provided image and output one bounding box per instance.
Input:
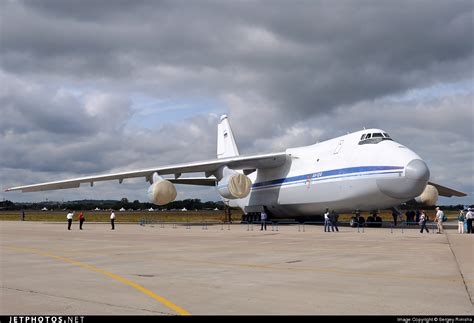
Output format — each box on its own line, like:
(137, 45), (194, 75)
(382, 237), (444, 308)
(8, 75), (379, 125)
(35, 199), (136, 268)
(5, 246), (190, 316)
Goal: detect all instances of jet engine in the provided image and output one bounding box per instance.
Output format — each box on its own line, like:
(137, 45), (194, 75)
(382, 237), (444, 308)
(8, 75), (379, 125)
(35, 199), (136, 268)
(217, 169), (252, 199)
(413, 184), (439, 206)
(147, 174), (177, 205)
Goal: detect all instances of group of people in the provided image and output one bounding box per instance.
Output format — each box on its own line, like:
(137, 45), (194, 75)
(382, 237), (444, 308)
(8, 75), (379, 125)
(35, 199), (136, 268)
(66, 210), (116, 230)
(258, 207), (340, 232)
(418, 206), (473, 235)
(323, 209), (339, 232)
(23, 205), (474, 234)
(405, 209), (418, 225)
(457, 207), (474, 234)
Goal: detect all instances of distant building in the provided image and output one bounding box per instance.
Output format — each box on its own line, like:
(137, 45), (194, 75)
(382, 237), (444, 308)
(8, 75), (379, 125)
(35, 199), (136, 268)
(119, 207), (126, 212)
(41, 207), (48, 211)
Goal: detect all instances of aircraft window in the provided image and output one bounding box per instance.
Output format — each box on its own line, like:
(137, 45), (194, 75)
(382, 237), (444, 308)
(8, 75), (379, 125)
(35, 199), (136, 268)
(358, 132), (392, 145)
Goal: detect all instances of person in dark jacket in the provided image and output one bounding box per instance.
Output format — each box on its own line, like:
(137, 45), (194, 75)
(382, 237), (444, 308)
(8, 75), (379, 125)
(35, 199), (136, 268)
(79, 212), (85, 230)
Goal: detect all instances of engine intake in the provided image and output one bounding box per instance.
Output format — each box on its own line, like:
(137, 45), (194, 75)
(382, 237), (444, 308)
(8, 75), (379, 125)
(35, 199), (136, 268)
(218, 171), (252, 199)
(147, 174), (177, 205)
(413, 184), (439, 206)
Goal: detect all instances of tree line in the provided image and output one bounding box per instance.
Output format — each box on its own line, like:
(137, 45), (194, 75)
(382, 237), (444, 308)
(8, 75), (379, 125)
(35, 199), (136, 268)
(0, 198), (224, 211)
(0, 199), (471, 212)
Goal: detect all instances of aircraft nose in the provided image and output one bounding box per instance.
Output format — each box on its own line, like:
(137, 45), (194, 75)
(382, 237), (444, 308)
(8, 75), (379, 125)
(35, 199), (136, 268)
(376, 159), (430, 199)
(405, 159), (430, 182)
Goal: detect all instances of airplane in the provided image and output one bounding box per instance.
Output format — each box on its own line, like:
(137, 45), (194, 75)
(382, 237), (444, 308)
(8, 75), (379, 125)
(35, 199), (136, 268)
(5, 115), (466, 222)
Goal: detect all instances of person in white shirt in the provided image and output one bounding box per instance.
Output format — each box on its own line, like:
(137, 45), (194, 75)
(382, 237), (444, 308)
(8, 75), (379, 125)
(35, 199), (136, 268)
(466, 208), (474, 234)
(435, 207), (444, 234)
(458, 209), (466, 234)
(66, 211), (74, 230)
(324, 208), (331, 232)
(110, 210), (116, 230)
(419, 210), (429, 233)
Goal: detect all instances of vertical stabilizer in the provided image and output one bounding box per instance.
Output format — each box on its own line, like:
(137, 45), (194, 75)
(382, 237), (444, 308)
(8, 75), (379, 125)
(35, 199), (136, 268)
(217, 115), (240, 158)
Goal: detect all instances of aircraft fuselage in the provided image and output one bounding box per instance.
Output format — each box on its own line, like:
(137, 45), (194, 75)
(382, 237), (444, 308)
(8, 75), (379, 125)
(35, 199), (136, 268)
(227, 129), (430, 217)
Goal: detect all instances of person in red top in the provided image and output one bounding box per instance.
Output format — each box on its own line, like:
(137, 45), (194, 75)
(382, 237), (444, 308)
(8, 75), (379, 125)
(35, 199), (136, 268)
(79, 212), (85, 230)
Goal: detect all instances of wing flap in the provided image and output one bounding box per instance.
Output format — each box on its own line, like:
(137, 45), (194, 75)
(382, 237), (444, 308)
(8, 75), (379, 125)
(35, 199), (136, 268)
(169, 177), (217, 186)
(20, 182), (81, 192)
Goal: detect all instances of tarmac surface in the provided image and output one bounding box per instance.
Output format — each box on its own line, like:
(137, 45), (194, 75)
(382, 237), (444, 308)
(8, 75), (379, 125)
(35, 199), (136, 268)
(1, 221), (473, 315)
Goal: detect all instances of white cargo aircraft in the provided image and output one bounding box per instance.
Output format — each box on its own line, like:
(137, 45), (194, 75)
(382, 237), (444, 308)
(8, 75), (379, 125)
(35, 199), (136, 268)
(5, 115), (466, 220)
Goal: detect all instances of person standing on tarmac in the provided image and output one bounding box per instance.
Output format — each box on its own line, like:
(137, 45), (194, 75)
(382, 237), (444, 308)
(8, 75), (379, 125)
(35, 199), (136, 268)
(110, 210), (116, 230)
(457, 209), (465, 234)
(466, 208), (474, 234)
(391, 210), (398, 226)
(419, 210), (429, 233)
(324, 208), (331, 232)
(66, 211), (74, 230)
(330, 210), (339, 232)
(435, 207), (444, 234)
(260, 208), (267, 231)
(79, 212), (85, 230)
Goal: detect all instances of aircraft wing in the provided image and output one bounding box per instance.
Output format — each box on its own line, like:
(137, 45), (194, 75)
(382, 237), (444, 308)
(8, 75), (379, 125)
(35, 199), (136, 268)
(428, 182), (467, 197)
(5, 152), (287, 192)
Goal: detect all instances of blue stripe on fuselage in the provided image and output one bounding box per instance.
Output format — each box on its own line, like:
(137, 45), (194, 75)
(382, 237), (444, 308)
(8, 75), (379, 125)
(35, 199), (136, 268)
(251, 166), (403, 189)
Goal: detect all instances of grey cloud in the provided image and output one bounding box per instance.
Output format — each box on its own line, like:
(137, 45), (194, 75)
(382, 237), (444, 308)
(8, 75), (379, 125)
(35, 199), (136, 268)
(0, 73), (132, 139)
(1, 75), (218, 179)
(2, 1), (472, 123)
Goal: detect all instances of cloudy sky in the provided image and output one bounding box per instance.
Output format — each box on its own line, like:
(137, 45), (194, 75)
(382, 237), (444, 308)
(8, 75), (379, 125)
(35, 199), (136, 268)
(1, 0), (473, 205)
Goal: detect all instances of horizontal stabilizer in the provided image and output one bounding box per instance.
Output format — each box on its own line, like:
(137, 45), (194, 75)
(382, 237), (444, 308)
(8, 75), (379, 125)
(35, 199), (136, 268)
(428, 182), (467, 197)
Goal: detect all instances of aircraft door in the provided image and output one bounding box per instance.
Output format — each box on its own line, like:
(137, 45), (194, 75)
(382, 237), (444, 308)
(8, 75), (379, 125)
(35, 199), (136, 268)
(333, 140), (344, 154)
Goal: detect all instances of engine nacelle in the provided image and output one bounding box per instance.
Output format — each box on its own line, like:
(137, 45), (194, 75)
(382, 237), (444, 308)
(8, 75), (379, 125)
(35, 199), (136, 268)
(414, 184), (439, 206)
(147, 175), (177, 205)
(217, 171), (252, 199)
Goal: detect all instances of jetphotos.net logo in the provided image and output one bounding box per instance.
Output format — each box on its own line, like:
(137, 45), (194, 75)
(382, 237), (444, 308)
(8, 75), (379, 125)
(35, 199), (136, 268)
(7, 317), (84, 323)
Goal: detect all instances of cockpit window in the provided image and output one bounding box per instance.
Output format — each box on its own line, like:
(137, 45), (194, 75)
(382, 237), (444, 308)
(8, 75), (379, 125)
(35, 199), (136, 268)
(358, 132), (393, 145)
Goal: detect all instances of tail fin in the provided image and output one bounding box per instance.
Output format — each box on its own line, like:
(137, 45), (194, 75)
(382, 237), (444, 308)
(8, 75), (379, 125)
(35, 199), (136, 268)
(217, 115), (240, 158)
